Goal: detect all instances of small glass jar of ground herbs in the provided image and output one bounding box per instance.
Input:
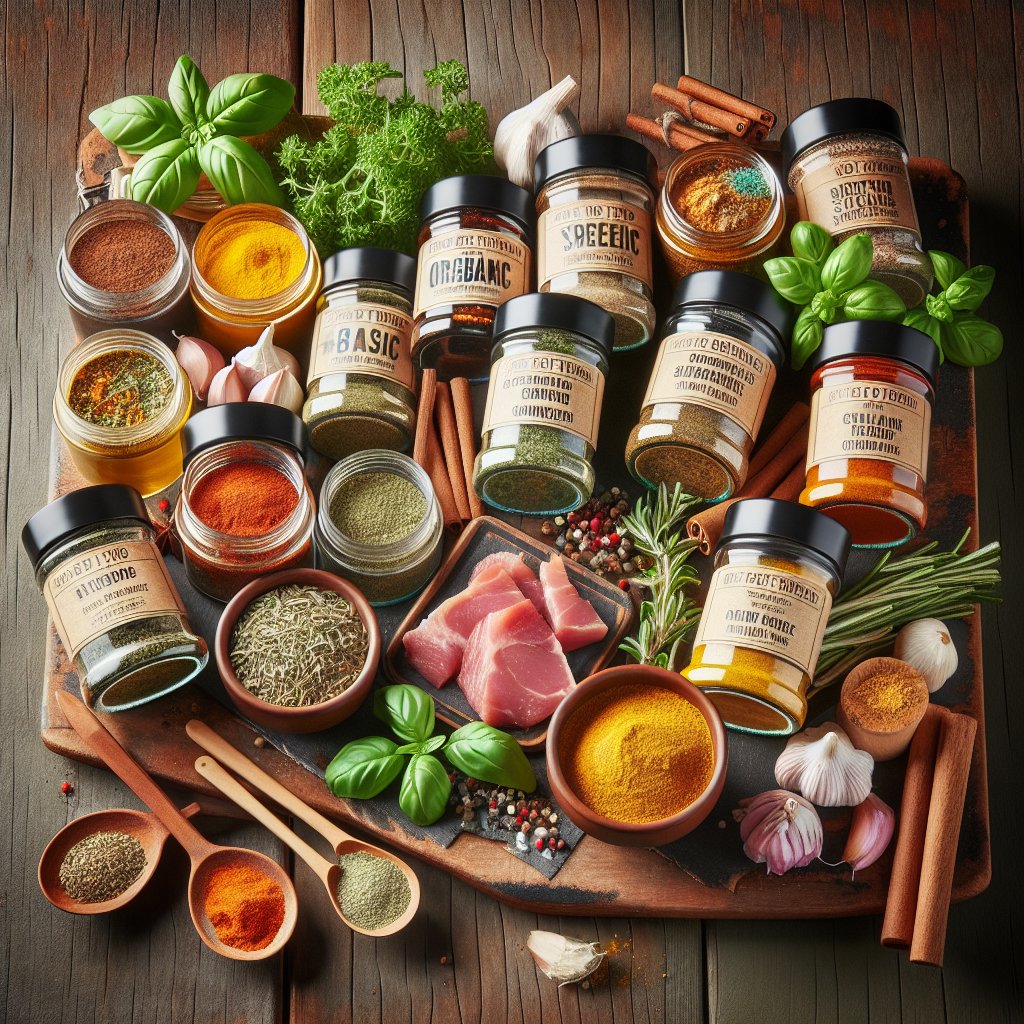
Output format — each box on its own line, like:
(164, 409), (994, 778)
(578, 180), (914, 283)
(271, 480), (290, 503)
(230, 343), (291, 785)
(782, 99), (932, 307)
(22, 483), (208, 711)
(411, 175), (533, 381)
(534, 134), (658, 351)
(473, 294), (613, 516)
(303, 248), (418, 460)
(315, 451), (442, 607)
(625, 271), (792, 500)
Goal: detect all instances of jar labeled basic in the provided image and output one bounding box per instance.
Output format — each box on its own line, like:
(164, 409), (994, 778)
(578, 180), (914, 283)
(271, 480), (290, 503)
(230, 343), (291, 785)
(473, 294), (613, 516)
(22, 484), (208, 710)
(53, 329), (192, 496)
(626, 271), (791, 500)
(303, 247), (418, 460)
(682, 499), (851, 736)
(411, 175), (533, 381)
(782, 99), (932, 307)
(534, 135), (657, 351)
(801, 321), (938, 548)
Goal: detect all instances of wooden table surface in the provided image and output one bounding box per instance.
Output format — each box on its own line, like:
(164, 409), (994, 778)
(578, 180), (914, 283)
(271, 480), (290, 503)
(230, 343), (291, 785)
(2, 2), (1021, 1022)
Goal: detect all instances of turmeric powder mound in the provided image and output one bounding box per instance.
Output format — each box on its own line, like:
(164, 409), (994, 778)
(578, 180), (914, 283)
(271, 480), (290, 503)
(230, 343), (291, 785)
(200, 218), (306, 300)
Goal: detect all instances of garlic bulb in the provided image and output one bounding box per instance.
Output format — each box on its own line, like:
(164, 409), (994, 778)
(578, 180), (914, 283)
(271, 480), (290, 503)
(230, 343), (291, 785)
(206, 361), (249, 405)
(840, 793), (895, 875)
(774, 722), (874, 807)
(733, 789), (823, 875)
(233, 323), (302, 390)
(894, 618), (958, 692)
(248, 367), (304, 414)
(527, 930), (605, 986)
(173, 332), (225, 401)
(493, 76), (581, 188)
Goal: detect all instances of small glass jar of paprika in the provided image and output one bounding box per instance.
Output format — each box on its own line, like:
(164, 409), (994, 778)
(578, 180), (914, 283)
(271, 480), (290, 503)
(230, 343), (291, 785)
(801, 321), (938, 549)
(175, 404), (315, 602)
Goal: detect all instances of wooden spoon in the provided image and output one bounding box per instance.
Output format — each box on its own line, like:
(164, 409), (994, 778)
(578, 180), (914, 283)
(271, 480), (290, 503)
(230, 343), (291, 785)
(57, 692), (297, 961)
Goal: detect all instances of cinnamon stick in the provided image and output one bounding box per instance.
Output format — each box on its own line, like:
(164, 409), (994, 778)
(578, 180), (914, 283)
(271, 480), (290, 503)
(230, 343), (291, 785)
(626, 112), (714, 152)
(423, 419), (462, 530)
(653, 83), (748, 138)
(747, 403), (811, 478)
(435, 382), (471, 521)
(413, 368), (438, 468)
(450, 377), (483, 519)
(677, 74), (776, 129)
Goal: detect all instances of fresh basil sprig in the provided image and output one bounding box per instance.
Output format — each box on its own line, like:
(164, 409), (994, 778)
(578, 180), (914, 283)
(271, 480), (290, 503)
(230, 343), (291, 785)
(399, 755), (452, 827)
(444, 721), (537, 792)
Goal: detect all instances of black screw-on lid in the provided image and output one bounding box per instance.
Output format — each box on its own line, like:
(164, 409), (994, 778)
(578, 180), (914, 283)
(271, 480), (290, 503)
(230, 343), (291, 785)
(534, 134), (658, 192)
(181, 403), (306, 468)
(419, 175), (533, 234)
(781, 98), (907, 173)
(720, 498), (852, 578)
(810, 320), (939, 385)
(321, 247), (416, 295)
(492, 293), (615, 359)
(22, 483), (152, 570)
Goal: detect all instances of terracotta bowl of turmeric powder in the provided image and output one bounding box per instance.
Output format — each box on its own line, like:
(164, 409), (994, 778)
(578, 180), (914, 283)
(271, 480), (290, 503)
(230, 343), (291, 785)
(546, 665), (728, 847)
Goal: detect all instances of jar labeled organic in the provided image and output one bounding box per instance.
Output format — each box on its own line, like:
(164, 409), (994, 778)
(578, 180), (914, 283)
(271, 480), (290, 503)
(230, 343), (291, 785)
(656, 143), (785, 285)
(473, 294), (613, 516)
(175, 404), (315, 602)
(315, 451), (443, 606)
(411, 175), (533, 381)
(56, 199), (194, 345)
(303, 247), (417, 460)
(54, 329), (192, 496)
(625, 271), (791, 500)
(534, 135), (657, 351)
(801, 321), (938, 548)
(683, 499), (851, 736)
(22, 484), (208, 711)
(781, 99), (932, 307)
(190, 203), (323, 355)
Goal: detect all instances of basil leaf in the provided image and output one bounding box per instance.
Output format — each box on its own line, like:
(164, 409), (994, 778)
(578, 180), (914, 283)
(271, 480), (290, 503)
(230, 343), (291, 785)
(903, 309), (944, 361)
(129, 139), (200, 213)
(926, 292), (955, 323)
(444, 721), (537, 792)
(206, 72), (295, 136)
(942, 314), (1004, 367)
(791, 305), (825, 371)
(841, 281), (906, 321)
(944, 265), (995, 312)
(168, 54), (210, 127)
(197, 136), (284, 206)
(373, 684), (436, 743)
(929, 250), (967, 290)
(820, 233), (872, 294)
(763, 256), (821, 304)
(89, 96), (181, 154)
(395, 735), (447, 756)
(326, 736), (405, 799)
(399, 754), (451, 826)
(790, 222), (833, 267)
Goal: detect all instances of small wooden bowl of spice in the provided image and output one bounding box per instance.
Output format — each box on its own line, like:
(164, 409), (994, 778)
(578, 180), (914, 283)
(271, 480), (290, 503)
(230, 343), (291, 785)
(215, 568), (380, 733)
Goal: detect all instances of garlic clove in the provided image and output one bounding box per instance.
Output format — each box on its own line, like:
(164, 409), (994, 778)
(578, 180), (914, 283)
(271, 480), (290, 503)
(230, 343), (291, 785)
(840, 793), (895, 876)
(774, 721), (874, 807)
(173, 332), (226, 401)
(206, 361), (249, 405)
(527, 930), (605, 986)
(248, 367), (304, 414)
(234, 323), (302, 390)
(894, 617), (958, 693)
(733, 789), (823, 875)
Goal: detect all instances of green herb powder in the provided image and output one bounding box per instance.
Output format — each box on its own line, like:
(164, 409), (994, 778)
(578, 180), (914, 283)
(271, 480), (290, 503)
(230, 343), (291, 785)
(328, 472), (427, 545)
(336, 851), (412, 931)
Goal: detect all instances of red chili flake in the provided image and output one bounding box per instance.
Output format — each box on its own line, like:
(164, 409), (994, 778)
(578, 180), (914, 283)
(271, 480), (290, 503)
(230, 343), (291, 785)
(535, 838), (544, 850)
(158, 498), (171, 513)
(619, 579), (630, 590)
(609, 533), (620, 545)
(439, 955), (449, 966)
(60, 780), (73, 795)
(589, 517), (602, 533)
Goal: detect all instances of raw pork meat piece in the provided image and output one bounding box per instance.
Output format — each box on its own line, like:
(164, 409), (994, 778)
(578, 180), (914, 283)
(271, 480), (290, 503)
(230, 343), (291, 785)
(469, 551), (547, 615)
(538, 553), (608, 652)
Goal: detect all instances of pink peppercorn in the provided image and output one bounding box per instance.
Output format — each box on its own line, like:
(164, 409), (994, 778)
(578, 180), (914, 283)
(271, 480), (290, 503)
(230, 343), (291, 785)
(589, 517), (602, 533)
(535, 838), (544, 850)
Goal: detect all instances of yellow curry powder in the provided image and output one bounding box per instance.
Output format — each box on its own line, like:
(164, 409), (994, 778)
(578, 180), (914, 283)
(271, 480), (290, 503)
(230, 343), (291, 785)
(200, 218), (306, 300)
(843, 664), (928, 730)
(560, 683), (714, 823)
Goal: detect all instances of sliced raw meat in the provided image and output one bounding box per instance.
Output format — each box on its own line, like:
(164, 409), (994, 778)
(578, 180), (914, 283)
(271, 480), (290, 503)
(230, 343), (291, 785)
(538, 553), (608, 652)
(458, 598), (574, 729)
(468, 551), (548, 616)
(401, 619), (463, 688)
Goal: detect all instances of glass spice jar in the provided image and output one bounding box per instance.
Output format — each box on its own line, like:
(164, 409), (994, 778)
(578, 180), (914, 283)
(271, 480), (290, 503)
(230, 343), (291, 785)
(625, 271), (792, 501)
(22, 484), (208, 711)
(781, 98), (933, 308)
(302, 247), (418, 460)
(656, 142), (785, 286)
(411, 175), (533, 381)
(175, 404), (315, 602)
(533, 134), (658, 351)
(682, 499), (851, 736)
(53, 329), (192, 497)
(801, 321), (938, 549)
(473, 293), (613, 516)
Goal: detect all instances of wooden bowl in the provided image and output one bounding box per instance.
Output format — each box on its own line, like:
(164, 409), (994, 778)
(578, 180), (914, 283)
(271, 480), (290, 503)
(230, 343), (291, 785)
(215, 568), (380, 734)
(545, 665), (728, 847)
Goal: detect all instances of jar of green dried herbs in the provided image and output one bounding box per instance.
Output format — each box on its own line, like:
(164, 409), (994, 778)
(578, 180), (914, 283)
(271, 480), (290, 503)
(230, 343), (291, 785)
(303, 248), (418, 460)
(22, 484), (208, 711)
(473, 293), (613, 515)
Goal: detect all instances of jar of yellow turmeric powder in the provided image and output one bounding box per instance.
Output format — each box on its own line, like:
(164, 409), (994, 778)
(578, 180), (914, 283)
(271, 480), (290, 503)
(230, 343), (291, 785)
(683, 499), (851, 736)
(190, 204), (322, 357)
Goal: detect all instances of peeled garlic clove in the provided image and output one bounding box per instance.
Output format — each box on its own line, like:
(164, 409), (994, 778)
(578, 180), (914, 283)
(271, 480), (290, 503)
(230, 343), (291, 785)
(527, 930), (605, 986)
(841, 793), (895, 875)
(248, 367), (304, 414)
(774, 721), (874, 807)
(206, 361), (249, 405)
(894, 617), (958, 693)
(173, 332), (225, 401)
(234, 323), (302, 389)
(733, 789), (823, 875)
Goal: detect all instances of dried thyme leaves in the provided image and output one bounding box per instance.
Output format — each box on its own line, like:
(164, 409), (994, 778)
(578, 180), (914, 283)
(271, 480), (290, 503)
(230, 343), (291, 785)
(59, 830), (147, 902)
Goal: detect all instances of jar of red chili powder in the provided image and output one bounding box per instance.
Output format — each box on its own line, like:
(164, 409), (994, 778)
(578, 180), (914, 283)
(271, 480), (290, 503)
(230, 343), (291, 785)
(801, 321), (939, 549)
(175, 404), (315, 601)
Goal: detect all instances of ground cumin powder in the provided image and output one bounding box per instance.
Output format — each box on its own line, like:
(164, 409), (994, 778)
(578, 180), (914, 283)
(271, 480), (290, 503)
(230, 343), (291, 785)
(843, 662), (929, 730)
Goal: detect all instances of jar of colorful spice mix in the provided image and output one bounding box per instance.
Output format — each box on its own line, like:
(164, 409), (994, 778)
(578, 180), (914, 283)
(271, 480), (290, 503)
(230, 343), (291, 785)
(625, 271), (792, 500)
(53, 329), (192, 496)
(315, 451), (442, 607)
(533, 134), (658, 351)
(22, 484), (208, 711)
(411, 175), (533, 381)
(175, 404), (315, 602)
(190, 203), (323, 356)
(683, 498), (851, 736)
(801, 321), (938, 549)
(303, 247), (418, 460)
(656, 142), (785, 285)
(473, 293), (613, 516)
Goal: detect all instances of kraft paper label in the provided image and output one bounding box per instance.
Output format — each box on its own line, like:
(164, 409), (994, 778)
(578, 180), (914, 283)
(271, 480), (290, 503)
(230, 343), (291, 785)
(694, 565), (833, 677)
(807, 380), (931, 478)
(44, 540), (185, 660)
(538, 199), (653, 287)
(642, 330), (777, 439)
(482, 351), (605, 448)
(308, 303), (414, 389)
(413, 228), (530, 315)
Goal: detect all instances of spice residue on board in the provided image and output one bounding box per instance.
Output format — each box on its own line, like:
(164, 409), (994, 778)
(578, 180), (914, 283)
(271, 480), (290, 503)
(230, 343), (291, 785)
(335, 851), (412, 931)
(203, 861), (285, 951)
(58, 830), (147, 902)
(68, 349), (175, 428)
